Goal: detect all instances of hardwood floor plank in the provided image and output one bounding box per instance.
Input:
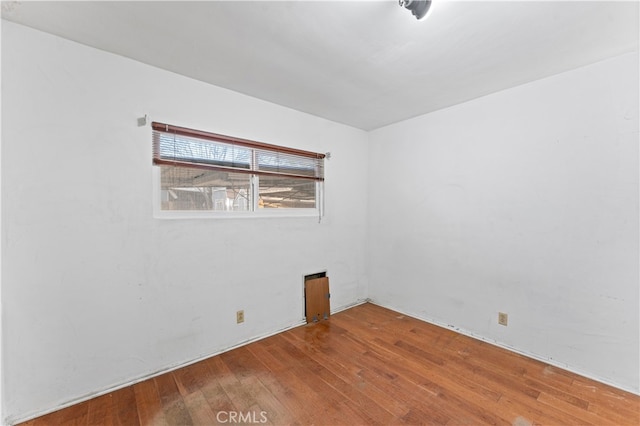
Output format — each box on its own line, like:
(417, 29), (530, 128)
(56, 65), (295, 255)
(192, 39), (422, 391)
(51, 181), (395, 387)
(573, 376), (640, 415)
(523, 377), (590, 410)
(495, 395), (570, 426)
(86, 393), (115, 425)
(179, 391), (218, 425)
(206, 355), (261, 413)
(586, 401), (640, 426)
(18, 303), (640, 426)
(217, 347), (294, 424)
(154, 374), (193, 425)
(23, 400), (89, 426)
(186, 359), (239, 421)
(270, 334), (386, 423)
(198, 378), (238, 420)
(133, 379), (167, 426)
(243, 369), (315, 425)
(111, 386), (140, 426)
(536, 391), (598, 425)
(268, 362), (345, 423)
(172, 361), (211, 396)
(271, 334), (395, 424)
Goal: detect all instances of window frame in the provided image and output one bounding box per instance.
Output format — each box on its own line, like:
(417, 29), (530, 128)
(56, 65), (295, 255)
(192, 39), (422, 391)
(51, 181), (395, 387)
(151, 122), (325, 219)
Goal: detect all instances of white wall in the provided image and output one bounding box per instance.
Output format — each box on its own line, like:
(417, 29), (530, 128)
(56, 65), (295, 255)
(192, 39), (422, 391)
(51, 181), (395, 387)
(368, 51), (639, 393)
(0, 17), (4, 426)
(1, 21), (369, 423)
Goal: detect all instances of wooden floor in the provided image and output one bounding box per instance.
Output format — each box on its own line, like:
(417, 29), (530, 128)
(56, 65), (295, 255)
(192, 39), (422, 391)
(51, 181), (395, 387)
(22, 303), (640, 425)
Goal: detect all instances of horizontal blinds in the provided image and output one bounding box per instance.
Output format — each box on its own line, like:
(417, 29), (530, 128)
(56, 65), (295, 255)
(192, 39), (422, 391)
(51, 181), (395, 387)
(152, 122), (325, 181)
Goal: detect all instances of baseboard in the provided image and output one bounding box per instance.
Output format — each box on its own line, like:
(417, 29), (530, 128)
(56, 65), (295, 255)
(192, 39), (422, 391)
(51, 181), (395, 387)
(332, 298), (368, 315)
(367, 300), (640, 397)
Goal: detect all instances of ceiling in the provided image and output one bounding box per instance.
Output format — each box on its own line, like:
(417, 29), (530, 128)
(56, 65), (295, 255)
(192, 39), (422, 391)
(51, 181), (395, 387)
(2, 1), (638, 131)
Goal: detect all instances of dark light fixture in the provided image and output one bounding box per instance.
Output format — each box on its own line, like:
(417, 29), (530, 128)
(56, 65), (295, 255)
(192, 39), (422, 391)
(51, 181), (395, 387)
(399, 0), (432, 20)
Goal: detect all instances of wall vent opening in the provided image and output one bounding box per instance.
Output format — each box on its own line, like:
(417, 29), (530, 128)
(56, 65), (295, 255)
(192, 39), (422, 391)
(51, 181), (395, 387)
(304, 271), (327, 281)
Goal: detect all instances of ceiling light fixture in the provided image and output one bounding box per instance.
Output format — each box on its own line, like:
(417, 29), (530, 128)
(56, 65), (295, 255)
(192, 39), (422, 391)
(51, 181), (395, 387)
(399, 0), (432, 20)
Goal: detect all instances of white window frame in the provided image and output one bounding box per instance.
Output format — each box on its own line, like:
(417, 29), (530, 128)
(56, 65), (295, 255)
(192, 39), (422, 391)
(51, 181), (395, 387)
(151, 122), (325, 219)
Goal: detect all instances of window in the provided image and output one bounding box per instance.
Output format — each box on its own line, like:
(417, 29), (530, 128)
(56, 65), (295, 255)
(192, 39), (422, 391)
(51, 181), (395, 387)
(152, 122), (325, 216)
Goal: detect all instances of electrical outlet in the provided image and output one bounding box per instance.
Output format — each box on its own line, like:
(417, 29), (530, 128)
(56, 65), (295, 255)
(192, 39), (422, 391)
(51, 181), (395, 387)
(236, 310), (244, 324)
(498, 312), (508, 326)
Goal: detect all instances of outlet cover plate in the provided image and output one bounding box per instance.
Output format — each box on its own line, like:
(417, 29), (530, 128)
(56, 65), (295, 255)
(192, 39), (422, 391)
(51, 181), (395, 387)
(498, 312), (508, 326)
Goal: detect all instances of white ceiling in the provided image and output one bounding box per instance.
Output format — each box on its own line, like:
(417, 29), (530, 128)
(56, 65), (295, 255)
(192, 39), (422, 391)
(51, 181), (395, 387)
(2, 1), (639, 130)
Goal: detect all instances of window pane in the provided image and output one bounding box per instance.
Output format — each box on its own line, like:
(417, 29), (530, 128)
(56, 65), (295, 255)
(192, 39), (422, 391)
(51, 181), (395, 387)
(258, 175), (316, 209)
(160, 166), (251, 211)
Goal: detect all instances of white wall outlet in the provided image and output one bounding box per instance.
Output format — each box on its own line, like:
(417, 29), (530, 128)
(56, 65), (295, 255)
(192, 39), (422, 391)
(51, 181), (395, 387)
(237, 310), (245, 324)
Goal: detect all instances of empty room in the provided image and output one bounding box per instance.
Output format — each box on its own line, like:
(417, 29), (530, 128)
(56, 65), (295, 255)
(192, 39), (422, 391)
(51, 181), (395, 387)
(1, 0), (639, 425)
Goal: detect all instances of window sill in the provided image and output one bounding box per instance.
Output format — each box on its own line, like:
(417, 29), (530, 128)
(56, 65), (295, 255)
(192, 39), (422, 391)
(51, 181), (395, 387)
(153, 208), (322, 220)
